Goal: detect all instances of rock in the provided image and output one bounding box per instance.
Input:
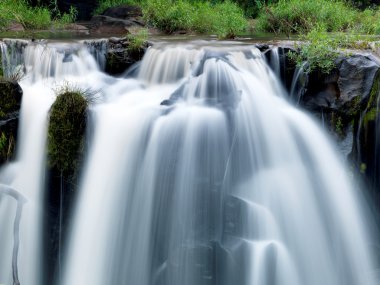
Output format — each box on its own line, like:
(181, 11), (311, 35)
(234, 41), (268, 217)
(296, 54), (380, 149)
(102, 5), (143, 21)
(105, 37), (151, 75)
(5, 22), (24, 32)
(301, 54), (379, 116)
(65, 23), (89, 34)
(90, 15), (132, 34)
(0, 80), (23, 165)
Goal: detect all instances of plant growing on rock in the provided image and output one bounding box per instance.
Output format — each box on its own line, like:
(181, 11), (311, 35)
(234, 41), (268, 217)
(47, 84), (91, 175)
(127, 28), (148, 52)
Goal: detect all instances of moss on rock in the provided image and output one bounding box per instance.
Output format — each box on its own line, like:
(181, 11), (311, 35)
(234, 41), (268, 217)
(47, 90), (88, 175)
(0, 80), (22, 119)
(0, 79), (23, 164)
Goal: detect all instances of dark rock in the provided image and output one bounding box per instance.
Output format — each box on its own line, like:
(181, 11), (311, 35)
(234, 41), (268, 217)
(102, 5), (143, 20)
(301, 55), (379, 116)
(0, 80), (23, 165)
(90, 15), (132, 34)
(105, 38), (150, 75)
(90, 5), (145, 35)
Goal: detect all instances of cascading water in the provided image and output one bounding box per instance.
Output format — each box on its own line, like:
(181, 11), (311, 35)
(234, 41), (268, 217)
(62, 43), (376, 285)
(0, 39), (108, 285)
(0, 40), (377, 285)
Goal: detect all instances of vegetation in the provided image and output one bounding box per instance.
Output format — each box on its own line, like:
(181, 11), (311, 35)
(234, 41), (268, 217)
(255, 0), (380, 35)
(0, 0), (77, 31)
(95, 0), (247, 38)
(47, 85), (89, 175)
(288, 28), (378, 74)
(127, 28), (148, 52)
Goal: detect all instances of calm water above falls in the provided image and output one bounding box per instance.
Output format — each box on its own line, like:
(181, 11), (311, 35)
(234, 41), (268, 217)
(0, 40), (377, 285)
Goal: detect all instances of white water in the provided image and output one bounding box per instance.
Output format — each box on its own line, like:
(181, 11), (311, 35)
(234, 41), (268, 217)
(0, 39), (107, 285)
(0, 40), (377, 285)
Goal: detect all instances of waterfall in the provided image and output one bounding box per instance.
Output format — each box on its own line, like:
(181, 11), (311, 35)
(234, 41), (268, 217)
(0, 39), (107, 285)
(0, 40), (377, 285)
(62, 44), (376, 285)
(290, 61), (308, 104)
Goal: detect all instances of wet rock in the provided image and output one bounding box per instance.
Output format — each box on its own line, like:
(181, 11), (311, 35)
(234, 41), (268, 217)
(301, 54), (379, 115)
(105, 37), (151, 75)
(0, 80), (23, 165)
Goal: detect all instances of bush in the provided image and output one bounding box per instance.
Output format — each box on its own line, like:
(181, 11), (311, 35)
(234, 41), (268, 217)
(256, 0), (358, 34)
(143, 0), (247, 38)
(94, 0), (142, 15)
(0, 0), (76, 30)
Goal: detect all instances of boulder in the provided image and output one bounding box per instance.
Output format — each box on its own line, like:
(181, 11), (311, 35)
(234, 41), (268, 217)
(102, 5), (143, 22)
(5, 22), (24, 32)
(105, 37), (151, 75)
(90, 5), (145, 35)
(301, 54), (379, 116)
(90, 15), (132, 34)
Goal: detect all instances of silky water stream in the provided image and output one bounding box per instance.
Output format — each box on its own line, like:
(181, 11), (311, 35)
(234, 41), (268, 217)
(0, 40), (377, 285)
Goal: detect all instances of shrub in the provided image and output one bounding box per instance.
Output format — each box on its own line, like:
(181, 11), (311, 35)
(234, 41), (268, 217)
(94, 0), (142, 15)
(143, 0), (247, 38)
(0, 0), (76, 30)
(256, 0), (357, 34)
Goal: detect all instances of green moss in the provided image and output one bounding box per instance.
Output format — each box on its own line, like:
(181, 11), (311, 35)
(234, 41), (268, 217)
(366, 70), (380, 110)
(47, 90), (88, 175)
(346, 95), (362, 117)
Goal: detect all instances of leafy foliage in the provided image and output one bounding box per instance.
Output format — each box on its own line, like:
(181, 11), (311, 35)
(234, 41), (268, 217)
(0, 0), (77, 30)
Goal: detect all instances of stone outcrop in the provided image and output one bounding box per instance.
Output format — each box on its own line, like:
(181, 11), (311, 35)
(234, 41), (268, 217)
(90, 5), (145, 34)
(105, 37), (151, 75)
(0, 80), (23, 164)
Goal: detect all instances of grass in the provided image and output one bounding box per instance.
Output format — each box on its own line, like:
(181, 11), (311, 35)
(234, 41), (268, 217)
(255, 0), (380, 36)
(95, 0), (247, 38)
(94, 0), (142, 15)
(143, 0), (247, 38)
(288, 28), (379, 74)
(0, 0), (77, 31)
(127, 28), (148, 51)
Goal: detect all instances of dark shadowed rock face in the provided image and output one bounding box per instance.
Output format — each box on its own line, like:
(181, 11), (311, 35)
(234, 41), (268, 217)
(91, 5), (145, 34)
(0, 80), (23, 165)
(105, 37), (151, 75)
(102, 5), (143, 20)
(286, 50), (380, 225)
(301, 54), (380, 116)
